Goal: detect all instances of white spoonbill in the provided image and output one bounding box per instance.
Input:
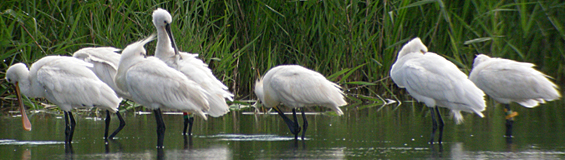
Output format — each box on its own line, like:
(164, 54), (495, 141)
(5, 56), (123, 144)
(115, 35), (210, 148)
(152, 8), (233, 136)
(73, 47), (129, 140)
(469, 54), (561, 137)
(254, 65), (347, 140)
(73, 47), (131, 99)
(390, 37), (486, 144)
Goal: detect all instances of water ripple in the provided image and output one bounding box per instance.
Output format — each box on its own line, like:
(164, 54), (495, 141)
(0, 139), (64, 145)
(201, 134), (304, 141)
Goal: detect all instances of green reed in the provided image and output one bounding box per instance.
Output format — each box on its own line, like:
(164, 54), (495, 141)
(1, 0), (563, 110)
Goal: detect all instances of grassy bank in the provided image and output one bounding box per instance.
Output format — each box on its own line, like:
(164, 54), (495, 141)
(1, 0), (564, 110)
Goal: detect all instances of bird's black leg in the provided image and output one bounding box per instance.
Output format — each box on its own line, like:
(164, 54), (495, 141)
(154, 109), (166, 148)
(68, 112), (76, 143)
(505, 104), (514, 137)
(435, 107), (444, 144)
(183, 112), (194, 136)
(301, 109), (308, 140)
(104, 110), (111, 141)
(188, 116), (194, 135)
(292, 108), (301, 140)
(64, 111), (71, 144)
(273, 107), (301, 138)
(109, 111), (126, 139)
(183, 112), (189, 135)
(429, 107), (438, 144)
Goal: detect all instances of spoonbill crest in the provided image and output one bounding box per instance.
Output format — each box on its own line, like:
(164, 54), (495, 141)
(469, 54), (561, 137)
(255, 65), (347, 140)
(5, 56), (124, 144)
(390, 37), (486, 144)
(152, 8), (233, 136)
(115, 34), (210, 148)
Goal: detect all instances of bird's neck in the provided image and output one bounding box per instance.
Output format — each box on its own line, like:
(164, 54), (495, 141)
(18, 72), (33, 97)
(155, 27), (176, 60)
(115, 59), (135, 93)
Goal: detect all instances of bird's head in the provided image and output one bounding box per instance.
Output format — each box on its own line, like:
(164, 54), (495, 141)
(472, 54), (491, 68)
(121, 34), (156, 60)
(5, 62), (32, 131)
(152, 8), (180, 56)
(5, 63), (29, 85)
(397, 37), (428, 58)
(152, 8), (173, 28)
(254, 78), (265, 104)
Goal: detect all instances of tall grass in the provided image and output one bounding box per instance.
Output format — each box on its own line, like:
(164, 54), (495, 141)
(1, 0), (564, 109)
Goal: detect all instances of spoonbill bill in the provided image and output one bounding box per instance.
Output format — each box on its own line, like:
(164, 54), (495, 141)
(390, 37), (486, 144)
(73, 47), (129, 140)
(115, 35), (210, 148)
(254, 65), (347, 140)
(5, 56), (124, 143)
(469, 54), (561, 137)
(152, 8), (233, 136)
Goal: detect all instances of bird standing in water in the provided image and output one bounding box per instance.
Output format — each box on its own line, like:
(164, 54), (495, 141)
(73, 47), (129, 140)
(469, 54), (560, 137)
(151, 8), (233, 136)
(390, 37), (486, 144)
(255, 65), (347, 140)
(115, 35), (210, 148)
(5, 56), (124, 143)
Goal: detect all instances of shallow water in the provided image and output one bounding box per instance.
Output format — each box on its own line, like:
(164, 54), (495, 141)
(1, 99), (565, 159)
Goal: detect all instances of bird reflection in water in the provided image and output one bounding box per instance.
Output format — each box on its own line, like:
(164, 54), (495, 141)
(105, 139), (123, 154)
(184, 135), (193, 150)
(430, 143), (443, 158)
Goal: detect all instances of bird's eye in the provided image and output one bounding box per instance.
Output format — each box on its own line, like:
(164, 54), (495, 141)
(163, 20), (167, 24)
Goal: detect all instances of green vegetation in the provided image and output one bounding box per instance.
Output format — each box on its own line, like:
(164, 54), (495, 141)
(1, 0), (564, 110)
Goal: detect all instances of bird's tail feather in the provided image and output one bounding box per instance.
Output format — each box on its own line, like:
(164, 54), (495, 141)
(206, 94), (230, 117)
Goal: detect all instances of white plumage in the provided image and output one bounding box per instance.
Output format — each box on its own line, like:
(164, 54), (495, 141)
(469, 54), (561, 107)
(5, 55), (122, 143)
(115, 35), (210, 148)
(254, 64), (347, 140)
(6, 56), (120, 112)
(390, 37), (486, 144)
(255, 65), (347, 114)
(115, 35), (210, 117)
(73, 47), (131, 99)
(152, 8), (232, 117)
(390, 37), (486, 124)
